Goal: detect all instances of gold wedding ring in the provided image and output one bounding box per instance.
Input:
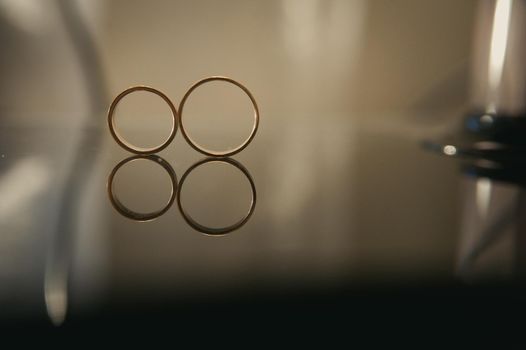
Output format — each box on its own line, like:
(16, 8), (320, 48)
(108, 86), (178, 154)
(178, 76), (259, 157)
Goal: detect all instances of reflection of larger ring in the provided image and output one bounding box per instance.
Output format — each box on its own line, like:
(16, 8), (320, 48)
(179, 76), (260, 157)
(177, 157), (257, 235)
(108, 86), (178, 154)
(107, 155), (177, 222)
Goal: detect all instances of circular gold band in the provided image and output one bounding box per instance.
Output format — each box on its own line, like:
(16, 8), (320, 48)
(178, 76), (259, 157)
(108, 86), (178, 154)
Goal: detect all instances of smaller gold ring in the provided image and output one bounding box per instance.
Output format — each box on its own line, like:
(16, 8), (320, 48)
(177, 157), (257, 235)
(179, 76), (259, 157)
(107, 155), (178, 222)
(108, 86), (178, 154)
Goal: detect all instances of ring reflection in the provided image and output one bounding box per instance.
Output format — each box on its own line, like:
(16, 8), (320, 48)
(107, 155), (177, 222)
(177, 157), (256, 236)
(108, 156), (256, 235)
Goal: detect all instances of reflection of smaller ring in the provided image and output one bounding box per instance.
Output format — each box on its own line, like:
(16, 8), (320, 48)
(107, 155), (177, 222)
(108, 86), (178, 154)
(177, 157), (256, 235)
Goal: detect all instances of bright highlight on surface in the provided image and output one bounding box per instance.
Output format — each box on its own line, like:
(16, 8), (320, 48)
(443, 145), (457, 156)
(476, 177), (492, 218)
(487, 0), (513, 112)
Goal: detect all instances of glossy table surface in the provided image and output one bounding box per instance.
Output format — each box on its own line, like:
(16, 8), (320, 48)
(1, 112), (524, 329)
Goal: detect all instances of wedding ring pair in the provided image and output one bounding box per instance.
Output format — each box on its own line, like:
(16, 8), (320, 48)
(108, 76), (259, 157)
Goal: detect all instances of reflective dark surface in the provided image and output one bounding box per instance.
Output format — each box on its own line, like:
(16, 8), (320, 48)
(2, 113), (526, 331)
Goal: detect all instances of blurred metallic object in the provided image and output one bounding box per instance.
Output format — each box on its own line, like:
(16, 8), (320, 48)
(57, 0), (109, 112)
(464, 0), (526, 145)
(177, 157), (256, 236)
(43, 0), (110, 327)
(445, 0), (526, 282)
(108, 86), (179, 154)
(107, 155), (177, 222)
(470, 0), (526, 115)
(456, 171), (519, 282)
(424, 0), (526, 159)
(44, 246), (68, 327)
(179, 76), (260, 157)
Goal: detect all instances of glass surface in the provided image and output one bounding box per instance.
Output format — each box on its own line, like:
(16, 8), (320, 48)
(2, 112), (523, 327)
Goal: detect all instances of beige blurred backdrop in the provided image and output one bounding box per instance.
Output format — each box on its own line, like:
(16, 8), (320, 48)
(0, 0), (477, 122)
(99, 0), (476, 120)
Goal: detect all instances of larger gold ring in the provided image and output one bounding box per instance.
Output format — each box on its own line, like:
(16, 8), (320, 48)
(179, 76), (259, 157)
(108, 86), (178, 154)
(177, 157), (256, 235)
